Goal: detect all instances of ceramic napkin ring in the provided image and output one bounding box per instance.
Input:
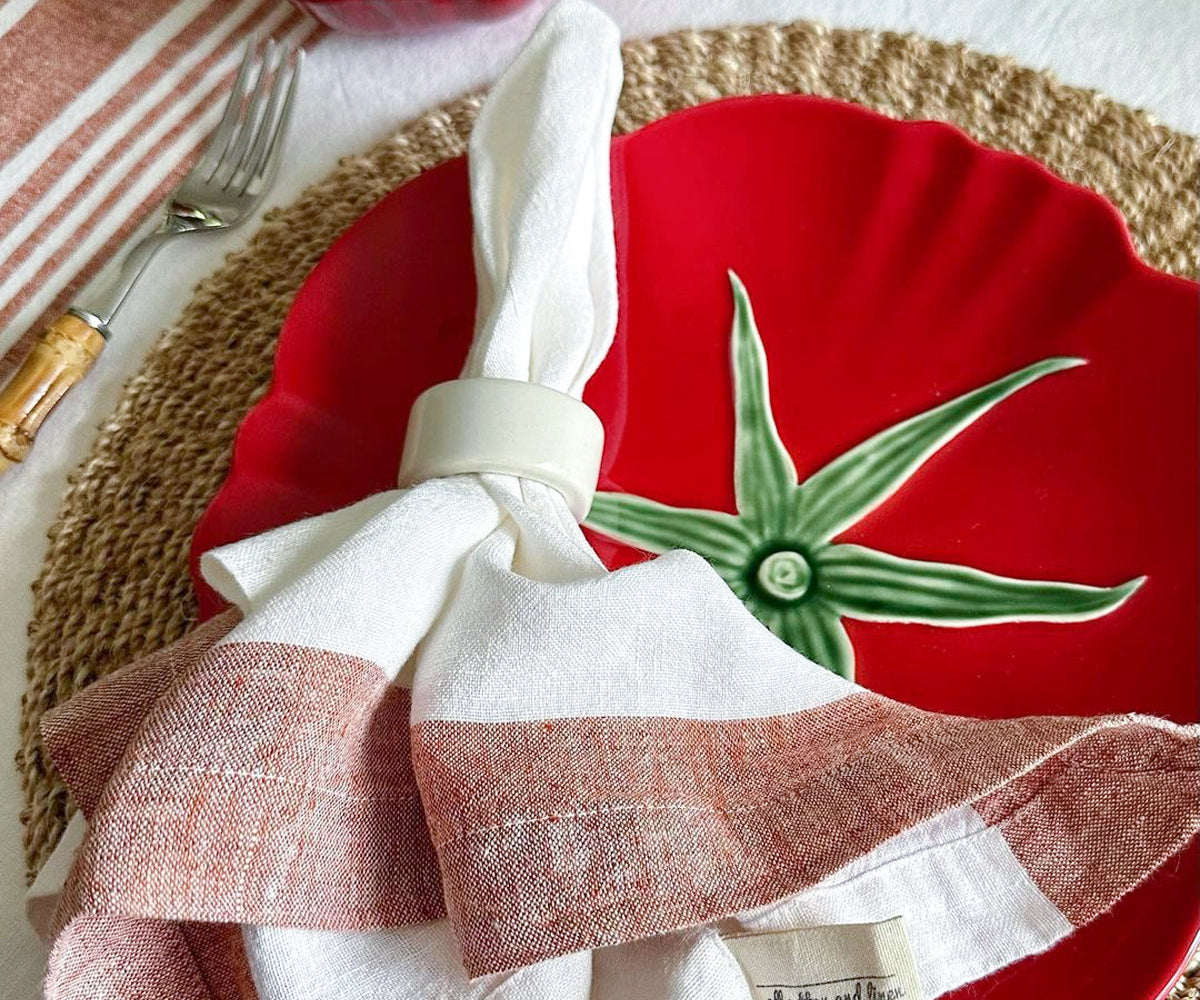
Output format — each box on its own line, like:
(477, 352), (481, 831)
(398, 378), (605, 520)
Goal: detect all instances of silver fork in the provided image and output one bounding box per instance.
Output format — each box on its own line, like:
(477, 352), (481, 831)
(75, 38), (304, 335)
(0, 38), (303, 473)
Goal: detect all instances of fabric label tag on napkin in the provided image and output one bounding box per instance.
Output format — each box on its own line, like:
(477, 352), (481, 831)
(721, 916), (924, 1000)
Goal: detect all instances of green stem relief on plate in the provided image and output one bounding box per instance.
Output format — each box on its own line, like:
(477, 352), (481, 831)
(584, 272), (1145, 679)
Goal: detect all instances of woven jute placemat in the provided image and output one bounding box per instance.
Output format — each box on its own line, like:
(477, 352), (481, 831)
(15, 18), (1199, 993)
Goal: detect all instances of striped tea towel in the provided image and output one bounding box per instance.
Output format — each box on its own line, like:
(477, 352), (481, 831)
(0, 0), (318, 376)
(38, 3), (1200, 998)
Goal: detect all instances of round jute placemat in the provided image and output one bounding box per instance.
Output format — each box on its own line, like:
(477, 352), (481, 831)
(15, 18), (1200, 994)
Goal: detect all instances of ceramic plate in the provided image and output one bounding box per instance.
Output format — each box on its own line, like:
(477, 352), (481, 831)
(190, 96), (1199, 998)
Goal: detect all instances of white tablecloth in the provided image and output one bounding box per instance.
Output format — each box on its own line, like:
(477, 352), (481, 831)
(0, 1), (1195, 995)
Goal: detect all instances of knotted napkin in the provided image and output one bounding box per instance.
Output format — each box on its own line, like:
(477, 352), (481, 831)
(38, 3), (1199, 998)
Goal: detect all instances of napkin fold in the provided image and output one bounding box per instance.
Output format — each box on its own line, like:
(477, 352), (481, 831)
(38, 3), (1199, 999)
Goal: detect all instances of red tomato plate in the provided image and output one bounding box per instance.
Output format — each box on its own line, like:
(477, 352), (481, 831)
(190, 96), (1198, 998)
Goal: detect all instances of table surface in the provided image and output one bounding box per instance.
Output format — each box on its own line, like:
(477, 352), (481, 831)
(0, 1), (1196, 995)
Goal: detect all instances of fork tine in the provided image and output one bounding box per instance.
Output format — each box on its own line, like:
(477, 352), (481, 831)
(217, 40), (278, 187)
(236, 43), (295, 196)
(243, 48), (302, 195)
(197, 37), (259, 177)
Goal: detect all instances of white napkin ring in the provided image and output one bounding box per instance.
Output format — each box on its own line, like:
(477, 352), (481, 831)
(398, 378), (605, 520)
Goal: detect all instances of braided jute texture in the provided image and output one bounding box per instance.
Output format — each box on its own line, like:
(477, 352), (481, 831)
(16, 20), (1200, 992)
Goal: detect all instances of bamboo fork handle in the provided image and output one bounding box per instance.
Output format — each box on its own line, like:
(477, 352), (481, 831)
(0, 314), (106, 474)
